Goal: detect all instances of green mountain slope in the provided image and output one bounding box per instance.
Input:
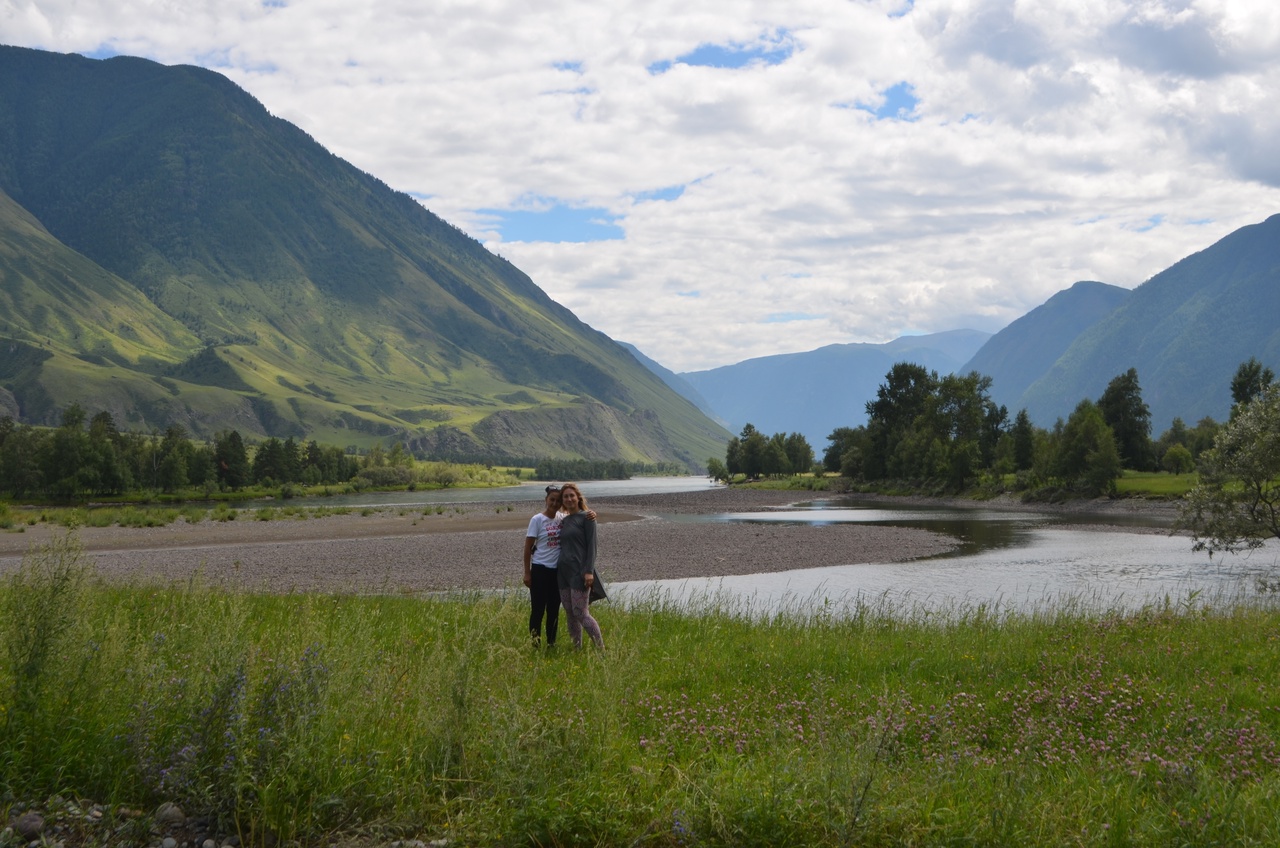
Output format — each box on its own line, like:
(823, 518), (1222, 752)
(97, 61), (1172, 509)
(961, 281), (1131, 413)
(1019, 216), (1280, 430)
(0, 45), (727, 465)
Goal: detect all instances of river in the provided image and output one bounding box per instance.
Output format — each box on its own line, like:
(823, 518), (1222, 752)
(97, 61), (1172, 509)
(612, 495), (1280, 617)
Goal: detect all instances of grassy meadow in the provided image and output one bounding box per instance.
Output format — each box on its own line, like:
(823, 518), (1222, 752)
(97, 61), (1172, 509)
(2, 534), (1279, 846)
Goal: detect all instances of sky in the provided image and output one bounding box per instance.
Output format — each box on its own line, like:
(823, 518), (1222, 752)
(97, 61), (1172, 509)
(4, 0), (1280, 373)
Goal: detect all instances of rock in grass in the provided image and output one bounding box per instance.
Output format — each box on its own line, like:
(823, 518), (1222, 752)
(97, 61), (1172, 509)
(154, 802), (185, 827)
(12, 811), (45, 840)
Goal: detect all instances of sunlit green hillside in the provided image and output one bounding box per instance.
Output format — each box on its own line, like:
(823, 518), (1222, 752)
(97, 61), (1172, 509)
(0, 45), (728, 465)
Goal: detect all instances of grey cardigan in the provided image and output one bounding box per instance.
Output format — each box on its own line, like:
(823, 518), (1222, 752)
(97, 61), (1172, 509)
(556, 511), (604, 597)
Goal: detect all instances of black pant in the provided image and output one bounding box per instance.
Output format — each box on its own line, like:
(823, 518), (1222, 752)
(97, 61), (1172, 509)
(529, 564), (561, 646)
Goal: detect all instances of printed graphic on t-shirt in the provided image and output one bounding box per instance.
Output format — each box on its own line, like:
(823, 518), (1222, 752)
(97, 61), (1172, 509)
(546, 518), (562, 550)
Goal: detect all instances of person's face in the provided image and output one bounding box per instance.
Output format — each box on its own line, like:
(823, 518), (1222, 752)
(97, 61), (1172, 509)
(561, 489), (579, 510)
(545, 490), (561, 510)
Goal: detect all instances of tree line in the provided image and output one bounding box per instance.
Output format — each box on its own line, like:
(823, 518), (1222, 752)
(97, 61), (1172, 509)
(710, 357), (1275, 499)
(0, 405), (358, 500)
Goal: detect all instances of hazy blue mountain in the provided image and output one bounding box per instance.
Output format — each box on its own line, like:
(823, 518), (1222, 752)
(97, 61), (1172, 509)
(680, 329), (991, 447)
(0, 45), (728, 466)
(1018, 215), (1280, 430)
(618, 342), (728, 428)
(961, 281), (1131, 413)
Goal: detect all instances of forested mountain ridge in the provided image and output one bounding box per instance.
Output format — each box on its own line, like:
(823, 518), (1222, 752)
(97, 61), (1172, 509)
(0, 45), (728, 466)
(961, 281), (1131, 415)
(1017, 215), (1280, 431)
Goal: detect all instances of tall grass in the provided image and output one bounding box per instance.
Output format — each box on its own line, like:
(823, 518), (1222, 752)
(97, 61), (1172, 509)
(1, 534), (1278, 846)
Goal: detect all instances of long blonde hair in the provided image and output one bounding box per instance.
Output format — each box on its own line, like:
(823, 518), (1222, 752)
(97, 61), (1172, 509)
(559, 482), (587, 513)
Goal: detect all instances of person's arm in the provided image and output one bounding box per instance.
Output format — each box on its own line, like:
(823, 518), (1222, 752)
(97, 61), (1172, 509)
(523, 535), (535, 588)
(581, 515), (598, 589)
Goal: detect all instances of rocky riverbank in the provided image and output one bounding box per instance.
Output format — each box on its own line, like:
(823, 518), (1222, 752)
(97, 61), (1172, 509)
(0, 486), (1183, 594)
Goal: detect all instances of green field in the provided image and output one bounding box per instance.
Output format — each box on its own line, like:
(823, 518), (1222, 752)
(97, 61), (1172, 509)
(3, 534), (1278, 846)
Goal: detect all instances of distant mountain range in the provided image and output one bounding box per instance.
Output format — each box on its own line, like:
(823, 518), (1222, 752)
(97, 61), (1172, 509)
(676, 330), (991, 446)
(628, 217), (1280, 448)
(0, 45), (728, 467)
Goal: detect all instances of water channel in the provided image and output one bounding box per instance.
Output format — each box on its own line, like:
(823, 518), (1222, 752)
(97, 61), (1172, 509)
(609, 491), (1280, 617)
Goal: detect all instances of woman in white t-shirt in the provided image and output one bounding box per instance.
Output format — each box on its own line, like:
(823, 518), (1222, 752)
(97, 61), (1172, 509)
(523, 485), (564, 648)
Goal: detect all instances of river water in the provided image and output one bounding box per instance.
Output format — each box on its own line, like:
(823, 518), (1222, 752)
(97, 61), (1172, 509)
(611, 494), (1280, 617)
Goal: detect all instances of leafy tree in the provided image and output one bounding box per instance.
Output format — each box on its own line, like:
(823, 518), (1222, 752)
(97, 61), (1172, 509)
(1230, 357), (1275, 411)
(0, 421), (44, 497)
(1161, 444), (1194, 474)
(39, 404), (94, 499)
(214, 430), (251, 490)
(725, 437), (743, 477)
(1181, 385), (1280, 554)
(864, 363), (937, 480)
(253, 437), (288, 485)
(156, 425), (190, 493)
(762, 436), (790, 477)
(1097, 368), (1153, 470)
(1010, 409), (1036, 472)
(1055, 400), (1121, 495)
(737, 424), (767, 479)
(783, 433), (814, 475)
(705, 457), (729, 483)
(823, 427), (860, 474)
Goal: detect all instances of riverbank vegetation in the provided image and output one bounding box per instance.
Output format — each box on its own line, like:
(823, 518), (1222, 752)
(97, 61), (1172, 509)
(713, 359), (1274, 513)
(3, 535), (1278, 847)
(0, 405), (521, 507)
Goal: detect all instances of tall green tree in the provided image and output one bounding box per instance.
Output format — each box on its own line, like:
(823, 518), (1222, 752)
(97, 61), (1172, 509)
(864, 363), (938, 480)
(1230, 357), (1275, 411)
(214, 430), (251, 490)
(782, 433), (814, 476)
(1097, 368), (1153, 470)
(1055, 400), (1122, 495)
(1010, 409), (1036, 472)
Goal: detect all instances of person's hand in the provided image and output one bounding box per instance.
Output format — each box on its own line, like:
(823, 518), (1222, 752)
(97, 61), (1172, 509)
(584, 572), (594, 589)
(523, 570), (532, 588)
(586, 509), (598, 521)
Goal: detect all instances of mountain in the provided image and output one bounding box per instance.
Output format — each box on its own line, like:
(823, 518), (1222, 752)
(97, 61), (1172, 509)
(0, 45), (728, 466)
(1016, 216), (1280, 430)
(961, 281), (1131, 413)
(679, 329), (991, 447)
(618, 342), (726, 427)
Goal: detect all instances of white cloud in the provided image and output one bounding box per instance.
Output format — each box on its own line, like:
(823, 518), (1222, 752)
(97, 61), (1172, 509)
(5, 0), (1280, 372)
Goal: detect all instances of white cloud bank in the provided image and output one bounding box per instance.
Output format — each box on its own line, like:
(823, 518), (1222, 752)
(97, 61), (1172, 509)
(4, 0), (1280, 371)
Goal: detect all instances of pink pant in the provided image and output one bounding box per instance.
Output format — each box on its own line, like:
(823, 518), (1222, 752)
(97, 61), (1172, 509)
(559, 588), (604, 649)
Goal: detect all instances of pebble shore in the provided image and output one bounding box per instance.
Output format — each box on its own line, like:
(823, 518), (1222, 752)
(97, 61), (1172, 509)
(0, 487), (969, 593)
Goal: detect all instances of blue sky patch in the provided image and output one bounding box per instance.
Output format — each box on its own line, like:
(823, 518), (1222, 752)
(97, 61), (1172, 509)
(648, 31), (795, 74)
(1134, 213), (1165, 233)
(889, 0), (915, 18)
(83, 45), (121, 60)
(634, 185), (685, 203)
(856, 81), (920, 120)
(483, 202), (624, 243)
(554, 60), (584, 73)
(764, 312), (823, 324)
